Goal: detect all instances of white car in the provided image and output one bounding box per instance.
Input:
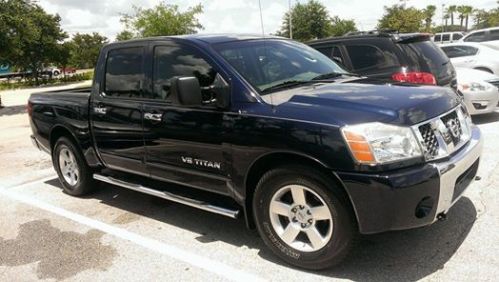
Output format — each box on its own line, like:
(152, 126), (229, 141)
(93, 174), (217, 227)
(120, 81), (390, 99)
(455, 67), (499, 115)
(433, 32), (464, 44)
(460, 26), (499, 50)
(441, 42), (499, 75)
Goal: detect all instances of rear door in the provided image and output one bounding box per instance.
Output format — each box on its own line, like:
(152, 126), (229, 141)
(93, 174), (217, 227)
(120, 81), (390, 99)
(90, 44), (149, 175)
(142, 41), (231, 195)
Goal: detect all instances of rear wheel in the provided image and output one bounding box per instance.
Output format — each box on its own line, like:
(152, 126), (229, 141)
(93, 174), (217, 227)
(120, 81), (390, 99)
(53, 137), (95, 196)
(253, 166), (356, 270)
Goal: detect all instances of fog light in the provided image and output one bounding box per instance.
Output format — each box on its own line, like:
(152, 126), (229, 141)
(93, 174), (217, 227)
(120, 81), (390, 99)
(472, 101), (488, 110)
(415, 196), (434, 219)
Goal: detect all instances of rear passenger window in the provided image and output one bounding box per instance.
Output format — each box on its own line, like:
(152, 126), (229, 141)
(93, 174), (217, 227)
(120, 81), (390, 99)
(434, 35), (442, 42)
(453, 33), (463, 40)
(345, 44), (399, 72)
(442, 46), (478, 58)
(105, 47), (144, 98)
(442, 34), (450, 41)
(153, 44), (217, 102)
(490, 30), (499, 40)
(465, 32), (486, 42)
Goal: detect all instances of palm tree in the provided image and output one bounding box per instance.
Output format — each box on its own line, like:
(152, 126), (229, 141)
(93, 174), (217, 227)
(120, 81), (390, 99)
(462, 6), (473, 31)
(443, 14), (450, 31)
(423, 5), (437, 32)
(474, 9), (487, 28)
(457, 5), (466, 28)
(446, 5), (457, 26)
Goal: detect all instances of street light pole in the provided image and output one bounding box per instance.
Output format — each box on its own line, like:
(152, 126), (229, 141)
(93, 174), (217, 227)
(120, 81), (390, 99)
(289, 0), (293, 39)
(442, 4), (445, 33)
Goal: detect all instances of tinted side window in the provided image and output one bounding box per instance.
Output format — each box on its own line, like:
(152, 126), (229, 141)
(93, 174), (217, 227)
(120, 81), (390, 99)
(442, 46), (478, 58)
(153, 44), (217, 102)
(105, 47), (144, 98)
(345, 44), (400, 72)
(434, 35), (442, 42)
(465, 32), (486, 42)
(453, 33), (463, 40)
(442, 34), (451, 41)
(316, 47), (332, 57)
(490, 29), (499, 40)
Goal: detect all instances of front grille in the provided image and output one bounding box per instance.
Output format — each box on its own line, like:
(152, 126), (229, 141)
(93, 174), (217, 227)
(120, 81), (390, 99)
(487, 79), (499, 90)
(419, 124), (439, 157)
(414, 106), (471, 160)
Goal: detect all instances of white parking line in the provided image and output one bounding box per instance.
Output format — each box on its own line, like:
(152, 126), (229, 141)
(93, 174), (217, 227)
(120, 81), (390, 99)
(0, 181), (264, 282)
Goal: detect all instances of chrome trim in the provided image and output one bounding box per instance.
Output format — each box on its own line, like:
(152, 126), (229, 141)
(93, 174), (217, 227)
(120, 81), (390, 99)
(411, 105), (471, 161)
(432, 125), (482, 219)
(93, 174), (240, 219)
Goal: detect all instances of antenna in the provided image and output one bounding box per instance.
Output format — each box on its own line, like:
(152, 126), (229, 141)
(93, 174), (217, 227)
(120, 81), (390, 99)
(258, 0), (265, 35)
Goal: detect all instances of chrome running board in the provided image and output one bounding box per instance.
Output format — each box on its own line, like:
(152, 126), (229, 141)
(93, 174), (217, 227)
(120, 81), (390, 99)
(93, 174), (239, 219)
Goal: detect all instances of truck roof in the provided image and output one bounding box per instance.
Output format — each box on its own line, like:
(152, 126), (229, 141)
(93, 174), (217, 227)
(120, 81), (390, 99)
(113, 33), (285, 45)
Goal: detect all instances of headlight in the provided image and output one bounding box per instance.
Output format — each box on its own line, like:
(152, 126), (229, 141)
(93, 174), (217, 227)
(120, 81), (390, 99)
(459, 82), (492, 92)
(342, 122), (422, 164)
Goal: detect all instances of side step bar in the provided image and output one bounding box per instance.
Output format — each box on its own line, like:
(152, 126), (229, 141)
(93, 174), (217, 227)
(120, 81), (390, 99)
(93, 174), (239, 219)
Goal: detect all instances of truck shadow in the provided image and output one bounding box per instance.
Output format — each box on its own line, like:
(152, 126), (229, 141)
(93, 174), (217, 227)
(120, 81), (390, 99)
(0, 105), (26, 116)
(45, 178), (477, 281)
(472, 111), (499, 124)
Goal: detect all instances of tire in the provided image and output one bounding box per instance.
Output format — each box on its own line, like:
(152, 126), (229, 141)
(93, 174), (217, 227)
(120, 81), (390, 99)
(52, 137), (95, 196)
(253, 166), (356, 270)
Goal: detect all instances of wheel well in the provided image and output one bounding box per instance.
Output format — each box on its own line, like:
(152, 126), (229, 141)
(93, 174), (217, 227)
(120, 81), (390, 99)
(50, 126), (78, 151)
(474, 67), (493, 74)
(244, 153), (356, 228)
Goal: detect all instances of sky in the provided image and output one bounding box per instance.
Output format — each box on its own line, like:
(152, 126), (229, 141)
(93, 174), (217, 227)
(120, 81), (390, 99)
(38, 0), (499, 40)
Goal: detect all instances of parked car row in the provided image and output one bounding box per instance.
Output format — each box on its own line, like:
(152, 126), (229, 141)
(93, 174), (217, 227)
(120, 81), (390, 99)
(309, 30), (499, 116)
(433, 26), (499, 50)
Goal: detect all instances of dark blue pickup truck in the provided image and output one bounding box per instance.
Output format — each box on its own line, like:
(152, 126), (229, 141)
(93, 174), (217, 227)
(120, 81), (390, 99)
(29, 34), (482, 269)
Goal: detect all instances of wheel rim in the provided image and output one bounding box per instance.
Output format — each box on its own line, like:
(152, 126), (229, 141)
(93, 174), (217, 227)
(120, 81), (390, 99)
(58, 147), (79, 186)
(269, 185), (333, 252)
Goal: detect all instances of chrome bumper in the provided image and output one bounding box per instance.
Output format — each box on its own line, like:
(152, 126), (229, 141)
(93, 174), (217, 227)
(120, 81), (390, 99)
(433, 125), (483, 218)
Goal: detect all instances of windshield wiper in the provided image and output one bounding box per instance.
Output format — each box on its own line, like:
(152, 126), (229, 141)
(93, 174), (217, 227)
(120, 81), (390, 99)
(260, 80), (312, 94)
(311, 72), (358, 81)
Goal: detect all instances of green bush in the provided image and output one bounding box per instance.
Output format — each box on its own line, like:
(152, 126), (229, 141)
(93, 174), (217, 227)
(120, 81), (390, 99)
(0, 71), (93, 91)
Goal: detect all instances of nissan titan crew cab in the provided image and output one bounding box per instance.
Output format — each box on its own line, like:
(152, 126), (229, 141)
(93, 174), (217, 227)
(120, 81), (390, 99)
(29, 34), (483, 270)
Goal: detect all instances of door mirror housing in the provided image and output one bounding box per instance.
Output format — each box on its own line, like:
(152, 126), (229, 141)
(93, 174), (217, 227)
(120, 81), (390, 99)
(171, 76), (202, 106)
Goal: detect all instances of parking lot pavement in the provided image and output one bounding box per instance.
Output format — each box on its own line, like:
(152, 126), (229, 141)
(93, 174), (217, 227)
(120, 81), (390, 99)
(1, 89), (499, 281)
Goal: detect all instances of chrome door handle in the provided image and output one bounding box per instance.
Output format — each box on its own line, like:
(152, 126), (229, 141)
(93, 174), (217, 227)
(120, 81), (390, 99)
(94, 106), (107, 115)
(144, 112), (163, 122)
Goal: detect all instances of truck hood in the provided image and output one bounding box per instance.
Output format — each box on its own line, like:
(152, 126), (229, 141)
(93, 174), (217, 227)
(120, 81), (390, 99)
(262, 78), (461, 126)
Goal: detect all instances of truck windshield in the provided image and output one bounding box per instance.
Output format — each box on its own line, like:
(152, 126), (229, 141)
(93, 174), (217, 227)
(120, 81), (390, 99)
(214, 39), (347, 94)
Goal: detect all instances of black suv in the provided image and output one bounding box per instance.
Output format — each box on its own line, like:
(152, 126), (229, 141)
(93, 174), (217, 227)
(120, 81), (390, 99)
(308, 31), (457, 88)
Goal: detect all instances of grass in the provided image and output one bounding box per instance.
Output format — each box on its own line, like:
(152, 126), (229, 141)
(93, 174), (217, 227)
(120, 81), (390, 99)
(0, 71), (93, 91)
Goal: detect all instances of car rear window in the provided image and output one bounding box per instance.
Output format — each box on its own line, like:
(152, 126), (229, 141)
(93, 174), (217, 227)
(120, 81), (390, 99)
(399, 41), (453, 82)
(345, 44), (400, 72)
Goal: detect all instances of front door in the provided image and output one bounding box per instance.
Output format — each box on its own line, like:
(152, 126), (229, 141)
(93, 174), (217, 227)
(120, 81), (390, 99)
(91, 45), (148, 175)
(142, 41), (231, 195)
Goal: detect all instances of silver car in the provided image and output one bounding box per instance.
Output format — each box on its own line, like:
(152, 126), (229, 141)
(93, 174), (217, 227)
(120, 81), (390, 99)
(456, 67), (499, 115)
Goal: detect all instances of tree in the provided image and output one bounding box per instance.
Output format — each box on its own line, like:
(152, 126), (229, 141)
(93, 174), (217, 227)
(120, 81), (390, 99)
(0, 0), (67, 84)
(68, 33), (108, 69)
(423, 5), (437, 32)
(115, 30), (134, 41)
(53, 42), (71, 77)
(277, 0), (333, 42)
(474, 9), (488, 29)
(377, 5), (424, 33)
(120, 2), (203, 38)
(446, 5), (457, 26)
(329, 16), (357, 37)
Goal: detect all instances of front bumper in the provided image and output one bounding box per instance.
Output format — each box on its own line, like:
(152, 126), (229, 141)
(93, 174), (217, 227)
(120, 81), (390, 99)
(337, 125), (483, 234)
(463, 88), (499, 115)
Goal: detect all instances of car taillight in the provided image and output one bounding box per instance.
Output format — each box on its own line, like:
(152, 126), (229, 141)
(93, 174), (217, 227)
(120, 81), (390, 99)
(392, 72), (437, 85)
(27, 101), (33, 117)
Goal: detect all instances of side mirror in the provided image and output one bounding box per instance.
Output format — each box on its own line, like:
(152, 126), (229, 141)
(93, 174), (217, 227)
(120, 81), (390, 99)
(171, 76), (202, 106)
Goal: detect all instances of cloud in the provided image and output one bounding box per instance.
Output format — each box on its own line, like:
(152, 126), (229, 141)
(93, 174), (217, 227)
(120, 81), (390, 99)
(38, 0), (497, 40)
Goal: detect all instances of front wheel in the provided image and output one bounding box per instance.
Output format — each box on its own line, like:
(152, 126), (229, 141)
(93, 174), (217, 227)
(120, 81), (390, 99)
(253, 166), (356, 270)
(53, 137), (95, 196)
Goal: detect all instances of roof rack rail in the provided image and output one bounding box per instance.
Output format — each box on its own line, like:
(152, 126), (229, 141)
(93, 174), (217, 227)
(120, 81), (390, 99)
(344, 29), (399, 36)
